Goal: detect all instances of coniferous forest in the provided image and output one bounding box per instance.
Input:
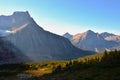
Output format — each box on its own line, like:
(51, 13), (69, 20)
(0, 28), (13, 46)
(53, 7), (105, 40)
(50, 50), (120, 80)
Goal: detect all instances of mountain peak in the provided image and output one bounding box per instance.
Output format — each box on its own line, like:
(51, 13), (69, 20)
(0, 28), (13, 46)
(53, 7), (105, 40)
(12, 11), (31, 22)
(0, 11), (41, 31)
(63, 32), (71, 36)
(82, 30), (96, 38)
(86, 30), (95, 34)
(100, 32), (115, 38)
(12, 11), (31, 18)
(63, 32), (72, 39)
(101, 32), (115, 35)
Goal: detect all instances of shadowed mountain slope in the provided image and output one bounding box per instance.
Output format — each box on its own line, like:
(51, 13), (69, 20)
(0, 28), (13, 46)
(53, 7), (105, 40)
(0, 11), (94, 62)
(0, 38), (31, 64)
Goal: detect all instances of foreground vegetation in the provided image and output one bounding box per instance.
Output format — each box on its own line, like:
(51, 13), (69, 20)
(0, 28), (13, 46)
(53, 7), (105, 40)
(0, 50), (120, 80)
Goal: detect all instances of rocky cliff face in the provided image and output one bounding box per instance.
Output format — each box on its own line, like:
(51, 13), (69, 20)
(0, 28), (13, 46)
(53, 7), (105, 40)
(64, 30), (118, 53)
(0, 11), (93, 62)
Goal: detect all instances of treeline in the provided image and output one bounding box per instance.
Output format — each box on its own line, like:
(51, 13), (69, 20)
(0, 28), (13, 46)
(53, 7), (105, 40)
(53, 50), (120, 73)
(0, 63), (29, 71)
(0, 49), (120, 72)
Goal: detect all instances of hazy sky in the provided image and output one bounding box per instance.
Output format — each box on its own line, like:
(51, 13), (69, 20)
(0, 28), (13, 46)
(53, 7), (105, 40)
(0, 0), (120, 35)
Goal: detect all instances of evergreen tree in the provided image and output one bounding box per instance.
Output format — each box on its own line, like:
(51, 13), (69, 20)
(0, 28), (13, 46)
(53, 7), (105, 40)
(52, 65), (62, 74)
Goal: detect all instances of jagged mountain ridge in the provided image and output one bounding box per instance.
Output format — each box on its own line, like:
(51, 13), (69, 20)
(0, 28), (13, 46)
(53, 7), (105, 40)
(0, 11), (94, 62)
(100, 32), (120, 42)
(100, 32), (115, 38)
(63, 30), (119, 52)
(63, 32), (72, 40)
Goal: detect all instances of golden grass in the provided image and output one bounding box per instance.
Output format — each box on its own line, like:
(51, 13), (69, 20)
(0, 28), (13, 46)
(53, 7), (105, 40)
(26, 68), (52, 76)
(23, 53), (104, 76)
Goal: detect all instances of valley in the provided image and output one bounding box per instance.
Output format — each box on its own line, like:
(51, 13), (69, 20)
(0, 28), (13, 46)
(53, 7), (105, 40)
(0, 11), (119, 80)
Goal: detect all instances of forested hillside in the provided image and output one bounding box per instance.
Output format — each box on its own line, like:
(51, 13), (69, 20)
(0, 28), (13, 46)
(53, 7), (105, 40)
(48, 50), (120, 80)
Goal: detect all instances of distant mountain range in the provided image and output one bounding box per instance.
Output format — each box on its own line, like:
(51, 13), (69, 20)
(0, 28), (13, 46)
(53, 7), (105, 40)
(63, 30), (120, 52)
(0, 11), (94, 63)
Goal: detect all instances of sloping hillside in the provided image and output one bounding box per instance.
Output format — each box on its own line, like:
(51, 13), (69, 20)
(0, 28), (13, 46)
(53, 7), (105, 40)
(0, 38), (30, 64)
(39, 50), (120, 80)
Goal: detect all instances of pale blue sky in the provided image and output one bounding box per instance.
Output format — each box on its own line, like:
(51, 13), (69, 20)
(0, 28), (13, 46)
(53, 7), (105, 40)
(0, 0), (120, 35)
